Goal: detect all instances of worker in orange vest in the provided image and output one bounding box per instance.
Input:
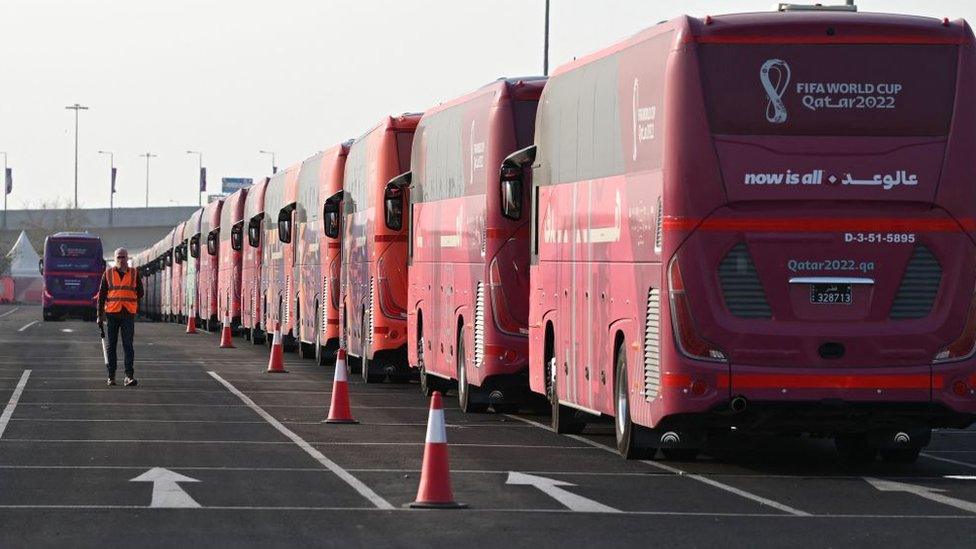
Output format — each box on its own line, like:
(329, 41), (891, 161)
(97, 247), (144, 386)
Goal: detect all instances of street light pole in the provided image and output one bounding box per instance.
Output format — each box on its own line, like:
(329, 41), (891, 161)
(543, 0), (550, 76)
(1, 151), (7, 229)
(139, 152), (157, 208)
(98, 150), (114, 225)
(65, 103), (89, 209)
(187, 150), (203, 206)
(259, 150), (277, 174)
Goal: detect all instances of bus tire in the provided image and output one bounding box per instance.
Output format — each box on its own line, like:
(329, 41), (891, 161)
(614, 343), (656, 459)
(457, 328), (487, 413)
(418, 333), (435, 397)
(361, 312), (383, 384)
(545, 332), (585, 435)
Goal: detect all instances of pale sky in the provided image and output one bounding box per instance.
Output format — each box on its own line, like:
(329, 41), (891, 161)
(0, 0), (972, 210)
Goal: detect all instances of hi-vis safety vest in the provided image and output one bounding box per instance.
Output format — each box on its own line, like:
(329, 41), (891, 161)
(104, 268), (138, 314)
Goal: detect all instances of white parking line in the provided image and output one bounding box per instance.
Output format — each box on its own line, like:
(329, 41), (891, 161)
(17, 321), (39, 332)
(921, 453), (976, 470)
(504, 413), (812, 517)
(208, 371), (394, 510)
(0, 307), (20, 318)
(0, 370), (31, 439)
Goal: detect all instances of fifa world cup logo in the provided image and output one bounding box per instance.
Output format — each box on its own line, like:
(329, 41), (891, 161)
(760, 59), (790, 124)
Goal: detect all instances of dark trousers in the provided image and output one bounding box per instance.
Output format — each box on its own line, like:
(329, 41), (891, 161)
(106, 313), (135, 378)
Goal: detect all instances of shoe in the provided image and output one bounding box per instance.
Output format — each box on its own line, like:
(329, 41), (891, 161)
(107, 378), (117, 386)
(124, 377), (138, 387)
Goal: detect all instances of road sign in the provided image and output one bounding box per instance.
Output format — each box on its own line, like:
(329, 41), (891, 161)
(221, 177), (252, 194)
(506, 471), (620, 513)
(131, 467), (202, 508)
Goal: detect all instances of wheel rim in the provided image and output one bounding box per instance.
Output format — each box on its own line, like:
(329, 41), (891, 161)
(458, 337), (467, 407)
(616, 364), (627, 437)
(418, 335), (427, 393)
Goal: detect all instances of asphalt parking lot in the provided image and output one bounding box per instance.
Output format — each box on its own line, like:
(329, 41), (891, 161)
(1, 304), (976, 547)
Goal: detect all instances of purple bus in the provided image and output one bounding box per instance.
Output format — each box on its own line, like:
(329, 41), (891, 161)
(40, 232), (105, 321)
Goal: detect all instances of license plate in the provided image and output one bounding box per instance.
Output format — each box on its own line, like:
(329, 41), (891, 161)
(810, 284), (852, 305)
(64, 279), (81, 288)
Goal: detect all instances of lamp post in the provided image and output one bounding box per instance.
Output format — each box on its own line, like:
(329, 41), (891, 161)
(186, 150), (204, 205)
(543, 0), (550, 76)
(139, 152), (157, 208)
(1, 151), (8, 229)
(98, 150), (115, 225)
(259, 150), (277, 174)
(65, 103), (89, 209)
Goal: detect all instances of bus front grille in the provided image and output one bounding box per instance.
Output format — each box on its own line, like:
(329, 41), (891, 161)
(718, 243), (772, 319)
(890, 245), (941, 320)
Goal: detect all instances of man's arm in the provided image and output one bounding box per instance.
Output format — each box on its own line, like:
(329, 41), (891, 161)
(97, 272), (108, 322)
(135, 271), (144, 300)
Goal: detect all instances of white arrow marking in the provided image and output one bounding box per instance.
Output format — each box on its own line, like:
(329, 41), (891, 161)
(865, 477), (976, 514)
(130, 468), (201, 508)
(945, 475), (976, 480)
(506, 471), (620, 513)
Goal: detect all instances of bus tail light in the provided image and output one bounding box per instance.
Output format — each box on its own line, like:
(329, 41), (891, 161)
(489, 258), (526, 336)
(933, 294), (976, 363)
(668, 256), (727, 362)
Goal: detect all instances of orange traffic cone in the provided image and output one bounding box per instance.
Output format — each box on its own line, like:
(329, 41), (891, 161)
(410, 391), (467, 508)
(324, 348), (357, 424)
(185, 315), (197, 334)
(218, 314), (235, 348)
(266, 322), (288, 373)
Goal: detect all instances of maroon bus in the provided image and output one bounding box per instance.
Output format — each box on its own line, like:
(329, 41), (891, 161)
(520, 11), (976, 463)
(198, 199), (224, 331)
(405, 78), (544, 412)
(170, 221), (187, 324)
(242, 177), (269, 343)
(341, 114), (420, 382)
(218, 188), (247, 328)
(262, 165), (301, 350)
(295, 143), (350, 364)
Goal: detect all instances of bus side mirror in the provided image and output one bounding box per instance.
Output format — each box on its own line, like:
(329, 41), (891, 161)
(207, 230), (219, 256)
(38, 259), (44, 275)
(278, 209), (293, 243)
(500, 165), (523, 220)
(166, 251), (173, 266)
(323, 196), (341, 239)
(248, 217), (262, 247)
(190, 235), (200, 258)
(231, 222), (244, 251)
(384, 183), (404, 231)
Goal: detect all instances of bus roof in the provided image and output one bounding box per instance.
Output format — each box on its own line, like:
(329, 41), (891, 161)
(552, 11), (970, 76)
(423, 77), (546, 118)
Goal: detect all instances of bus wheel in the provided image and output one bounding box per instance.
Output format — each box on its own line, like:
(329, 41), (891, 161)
(361, 312), (383, 383)
(457, 331), (488, 413)
(250, 325), (265, 345)
(879, 447), (922, 464)
(548, 355), (585, 434)
(314, 310), (327, 366)
(418, 334), (435, 397)
(614, 344), (655, 459)
(835, 434), (877, 464)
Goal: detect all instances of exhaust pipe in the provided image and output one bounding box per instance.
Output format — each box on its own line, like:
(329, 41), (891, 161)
(730, 396), (749, 413)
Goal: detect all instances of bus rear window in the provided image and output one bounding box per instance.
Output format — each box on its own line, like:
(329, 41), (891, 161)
(699, 44), (957, 136)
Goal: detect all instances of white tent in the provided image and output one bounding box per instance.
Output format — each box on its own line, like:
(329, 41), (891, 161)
(6, 231), (41, 277)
